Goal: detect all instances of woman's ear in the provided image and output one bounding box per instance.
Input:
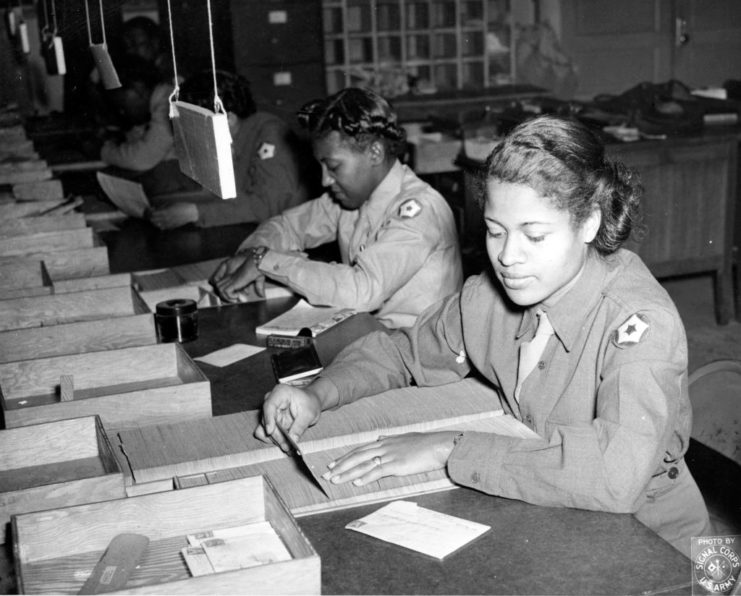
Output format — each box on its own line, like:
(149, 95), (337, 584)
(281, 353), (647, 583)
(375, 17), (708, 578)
(226, 111), (241, 137)
(581, 206), (601, 244)
(369, 140), (386, 165)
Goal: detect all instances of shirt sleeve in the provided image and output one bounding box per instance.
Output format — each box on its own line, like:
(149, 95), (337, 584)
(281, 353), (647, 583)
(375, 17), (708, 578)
(257, 199), (451, 311)
(100, 84), (174, 172)
(195, 121), (309, 227)
(320, 289), (471, 406)
(237, 194), (342, 253)
(447, 305), (687, 514)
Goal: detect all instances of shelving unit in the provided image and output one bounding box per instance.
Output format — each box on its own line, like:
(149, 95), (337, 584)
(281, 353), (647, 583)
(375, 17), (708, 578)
(322, 0), (514, 96)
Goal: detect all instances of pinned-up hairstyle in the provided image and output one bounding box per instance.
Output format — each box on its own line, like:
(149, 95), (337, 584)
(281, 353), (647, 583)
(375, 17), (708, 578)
(297, 87), (406, 158)
(179, 70), (256, 119)
(482, 115), (644, 255)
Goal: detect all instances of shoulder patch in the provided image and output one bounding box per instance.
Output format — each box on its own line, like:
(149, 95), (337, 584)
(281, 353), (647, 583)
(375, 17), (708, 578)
(398, 199), (422, 218)
(613, 313), (649, 348)
(258, 142), (276, 160)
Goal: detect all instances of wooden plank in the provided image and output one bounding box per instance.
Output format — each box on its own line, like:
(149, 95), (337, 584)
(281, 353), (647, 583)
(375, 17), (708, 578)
(0, 158), (47, 174)
(0, 168), (53, 185)
(119, 378), (536, 511)
(0, 228), (96, 257)
(51, 272), (132, 294)
(172, 101), (236, 199)
(0, 246), (110, 279)
(0, 286), (147, 332)
(0, 415), (125, 544)
(0, 259), (46, 289)
(14, 477), (320, 594)
(0, 198), (62, 218)
(0, 343), (211, 432)
(0, 213), (86, 236)
(0, 313), (156, 364)
(12, 179), (65, 201)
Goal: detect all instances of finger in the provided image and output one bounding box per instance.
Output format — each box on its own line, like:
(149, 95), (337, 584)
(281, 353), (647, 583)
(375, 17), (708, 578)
(324, 453), (386, 486)
(255, 276), (265, 298)
(210, 262), (227, 284)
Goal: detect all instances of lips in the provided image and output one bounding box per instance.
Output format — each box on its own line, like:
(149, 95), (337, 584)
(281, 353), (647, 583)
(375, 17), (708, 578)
(499, 273), (533, 290)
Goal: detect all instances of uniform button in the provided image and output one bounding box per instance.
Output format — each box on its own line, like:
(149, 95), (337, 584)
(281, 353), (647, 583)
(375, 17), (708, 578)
(471, 472), (480, 484)
(668, 467), (679, 479)
(537, 361), (545, 370)
(273, 264), (280, 271)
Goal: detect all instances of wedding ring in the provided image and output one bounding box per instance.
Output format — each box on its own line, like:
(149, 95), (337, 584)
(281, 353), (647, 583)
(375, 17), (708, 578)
(372, 456), (382, 468)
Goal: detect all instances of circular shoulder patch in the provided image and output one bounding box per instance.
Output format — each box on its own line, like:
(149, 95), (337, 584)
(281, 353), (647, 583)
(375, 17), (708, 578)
(258, 142), (276, 160)
(398, 199), (422, 218)
(612, 313), (649, 348)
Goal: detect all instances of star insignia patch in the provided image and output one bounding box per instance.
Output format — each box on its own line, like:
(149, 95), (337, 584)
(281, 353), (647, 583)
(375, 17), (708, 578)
(613, 313), (649, 347)
(398, 199), (422, 219)
(258, 142), (276, 160)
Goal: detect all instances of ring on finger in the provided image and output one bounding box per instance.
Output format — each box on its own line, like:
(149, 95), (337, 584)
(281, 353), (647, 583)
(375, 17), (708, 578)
(372, 456), (382, 468)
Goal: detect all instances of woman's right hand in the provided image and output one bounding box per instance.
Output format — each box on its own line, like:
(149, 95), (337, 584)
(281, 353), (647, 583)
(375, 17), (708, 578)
(210, 254), (263, 302)
(255, 383), (324, 452)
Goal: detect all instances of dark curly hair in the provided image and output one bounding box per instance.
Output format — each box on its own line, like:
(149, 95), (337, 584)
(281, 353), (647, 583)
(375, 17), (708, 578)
(179, 70), (256, 119)
(297, 87), (406, 158)
(480, 115), (644, 255)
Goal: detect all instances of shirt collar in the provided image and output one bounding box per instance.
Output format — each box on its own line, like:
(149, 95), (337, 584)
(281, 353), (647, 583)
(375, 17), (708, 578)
(360, 160), (405, 222)
(516, 250), (608, 351)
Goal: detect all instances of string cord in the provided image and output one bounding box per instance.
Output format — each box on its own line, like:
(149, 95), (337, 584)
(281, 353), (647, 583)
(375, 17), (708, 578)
(165, 0), (180, 112)
(206, 0), (224, 114)
(83, 0), (107, 46)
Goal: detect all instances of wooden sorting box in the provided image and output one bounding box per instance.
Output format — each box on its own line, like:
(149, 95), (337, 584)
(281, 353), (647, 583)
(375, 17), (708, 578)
(0, 285), (148, 332)
(0, 343), (211, 432)
(0, 312), (156, 364)
(13, 476), (321, 595)
(0, 228), (96, 257)
(0, 415), (125, 545)
(0, 213), (86, 237)
(0, 246), (110, 280)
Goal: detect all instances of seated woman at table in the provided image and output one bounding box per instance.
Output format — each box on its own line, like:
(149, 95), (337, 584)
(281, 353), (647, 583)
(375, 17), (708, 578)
(255, 114), (711, 557)
(99, 53), (176, 174)
(145, 70), (314, 229)
(210, 87), (463, 330)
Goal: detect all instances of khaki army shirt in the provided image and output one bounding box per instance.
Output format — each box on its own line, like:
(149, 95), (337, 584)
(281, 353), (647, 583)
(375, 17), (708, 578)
(320, 249), (710, 555)
(239, 160), (463, 329)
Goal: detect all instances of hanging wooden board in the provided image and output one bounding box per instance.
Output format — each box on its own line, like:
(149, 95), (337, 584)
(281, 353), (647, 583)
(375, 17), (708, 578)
(171, 101), (236, 199)
(89, 43), (120, 89)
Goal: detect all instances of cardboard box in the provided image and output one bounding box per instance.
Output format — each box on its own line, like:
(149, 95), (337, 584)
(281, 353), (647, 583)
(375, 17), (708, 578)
(13, 476), (320, 594)
(0, 343), (211, 432)
(0, 415), (125, 545)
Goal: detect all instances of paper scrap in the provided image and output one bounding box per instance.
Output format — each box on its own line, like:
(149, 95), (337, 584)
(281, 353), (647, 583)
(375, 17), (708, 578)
(346, 500), (490, 560)
(96, 171), (150, 218)
(194, 343), (265, 367)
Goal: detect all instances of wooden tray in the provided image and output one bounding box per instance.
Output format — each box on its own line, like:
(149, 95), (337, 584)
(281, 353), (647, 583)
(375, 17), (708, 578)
(13, 476), (320, 594)
(0, 228), (96, 257)
(0, 313), (157, 364)
(0, 343), (211, 432)
(0, 213), (86, 237)
(0, 246), (110, 280)
(0, 415), (125, 544)
(0, 285), (148, 332)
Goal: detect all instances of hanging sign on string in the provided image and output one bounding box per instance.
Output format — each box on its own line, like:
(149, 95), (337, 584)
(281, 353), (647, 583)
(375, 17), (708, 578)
(165, 0), (236, 199)
(40, 0), (65, 75)
(84, 0), (119, 89)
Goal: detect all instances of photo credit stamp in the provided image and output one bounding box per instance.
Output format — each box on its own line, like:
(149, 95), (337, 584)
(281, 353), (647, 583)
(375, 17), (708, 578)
(692, 535), (740, 595)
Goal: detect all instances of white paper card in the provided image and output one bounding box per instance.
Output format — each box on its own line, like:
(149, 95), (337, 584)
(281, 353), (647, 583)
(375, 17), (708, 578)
(96, 171), (150, 218)
(194, 343), (265, 367)
(346, 500), (491, 559)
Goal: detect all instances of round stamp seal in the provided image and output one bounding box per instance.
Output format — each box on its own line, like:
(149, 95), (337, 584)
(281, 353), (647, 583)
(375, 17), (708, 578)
(693, 538), (740, 595)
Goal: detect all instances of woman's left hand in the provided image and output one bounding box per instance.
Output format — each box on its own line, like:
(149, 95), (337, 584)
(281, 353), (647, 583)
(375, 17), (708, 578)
(148, 202), (199, 229)
(322, 431), (459, 487)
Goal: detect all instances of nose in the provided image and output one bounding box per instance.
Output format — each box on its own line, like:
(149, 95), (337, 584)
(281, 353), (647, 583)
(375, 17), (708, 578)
(321, 165), (334, 187)
(497, 235), (524, 267)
